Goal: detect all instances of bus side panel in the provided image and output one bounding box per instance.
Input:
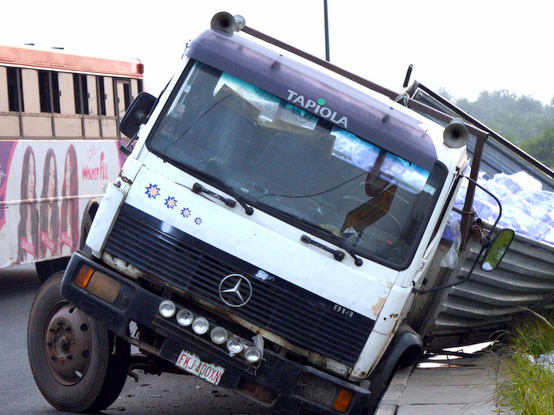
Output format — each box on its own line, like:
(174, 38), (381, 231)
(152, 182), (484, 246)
(0, 141), (17, 267)
(1, 140), (121, 270)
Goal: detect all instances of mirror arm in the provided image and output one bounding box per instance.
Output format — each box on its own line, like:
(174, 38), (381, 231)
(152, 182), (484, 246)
(119, 141), (134, 156)
(414, 175), (503, 296)
(413, 242), (488, 295)
(460, 137), (486, 250)
(120, 130), (140, 156)
(119, 113), (146, 156)
(463, 175), (503, 242)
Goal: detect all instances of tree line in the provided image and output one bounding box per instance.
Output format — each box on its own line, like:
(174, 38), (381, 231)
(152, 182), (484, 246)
(439, 89), (554, 170)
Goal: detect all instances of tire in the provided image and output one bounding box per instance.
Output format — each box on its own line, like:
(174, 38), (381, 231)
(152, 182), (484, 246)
(80, 201), (98, 250)
(28, 272), (130, 413)
(362, 366), (390, 415)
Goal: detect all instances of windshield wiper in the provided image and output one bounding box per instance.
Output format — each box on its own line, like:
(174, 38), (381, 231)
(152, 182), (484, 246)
(258, 202), (363, 266)
(230, 192), (254, 215)
(300, 234), (345, 262)
(192, 182), (254, 215)
(319, 229), (364, 267)
(193, 182), (235, 206)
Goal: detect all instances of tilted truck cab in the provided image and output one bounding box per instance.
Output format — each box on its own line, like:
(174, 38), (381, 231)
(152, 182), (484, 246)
(28, 12), (508, 415)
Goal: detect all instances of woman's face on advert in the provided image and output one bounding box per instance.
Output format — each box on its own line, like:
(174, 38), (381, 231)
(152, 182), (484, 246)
(47, 156), (56, 198)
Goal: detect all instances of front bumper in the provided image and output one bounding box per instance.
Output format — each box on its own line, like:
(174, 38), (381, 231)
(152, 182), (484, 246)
(61, 251), (370, 415)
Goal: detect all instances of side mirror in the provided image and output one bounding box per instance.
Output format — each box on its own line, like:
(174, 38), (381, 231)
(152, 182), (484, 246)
(120, 92), (157, 138)
(481, 228), (514, 272)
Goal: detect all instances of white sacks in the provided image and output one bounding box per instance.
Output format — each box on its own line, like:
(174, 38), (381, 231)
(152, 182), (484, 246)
(450, 170), (554, 246)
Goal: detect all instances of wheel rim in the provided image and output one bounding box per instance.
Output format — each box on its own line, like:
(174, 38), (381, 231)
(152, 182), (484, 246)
(44, 302), (92, 385)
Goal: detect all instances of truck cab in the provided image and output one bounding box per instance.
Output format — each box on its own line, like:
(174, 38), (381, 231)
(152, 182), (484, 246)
(28, 13), (473, 415)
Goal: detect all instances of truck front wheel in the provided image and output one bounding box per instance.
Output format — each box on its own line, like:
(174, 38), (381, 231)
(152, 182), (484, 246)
(28, 272), (130, 412)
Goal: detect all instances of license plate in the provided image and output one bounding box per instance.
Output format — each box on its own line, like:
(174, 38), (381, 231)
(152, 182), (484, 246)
(175, 350), (225, 385)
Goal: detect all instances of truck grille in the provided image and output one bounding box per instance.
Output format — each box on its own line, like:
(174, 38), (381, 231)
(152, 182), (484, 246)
(104, 203), (374, 366)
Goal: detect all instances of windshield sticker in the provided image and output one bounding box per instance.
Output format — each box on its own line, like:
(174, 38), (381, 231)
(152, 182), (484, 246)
(331, 128), (430, 194)
(286, 90), (348, 128)
(215, 73), (280, 122)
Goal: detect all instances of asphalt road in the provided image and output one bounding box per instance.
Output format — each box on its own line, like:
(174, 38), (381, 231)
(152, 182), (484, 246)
(0, 266), (277, 415)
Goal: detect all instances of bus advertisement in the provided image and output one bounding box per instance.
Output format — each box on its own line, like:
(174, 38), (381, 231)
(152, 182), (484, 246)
(0, 140), (121, 267)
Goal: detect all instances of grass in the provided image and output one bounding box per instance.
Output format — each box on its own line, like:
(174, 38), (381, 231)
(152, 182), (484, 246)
(495, 310), (554, 414)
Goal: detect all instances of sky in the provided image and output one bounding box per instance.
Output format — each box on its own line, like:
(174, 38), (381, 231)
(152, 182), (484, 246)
(2, 0), (553, 104)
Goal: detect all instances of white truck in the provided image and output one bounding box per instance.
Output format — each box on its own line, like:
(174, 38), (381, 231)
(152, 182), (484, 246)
(27, 12), (553, 415)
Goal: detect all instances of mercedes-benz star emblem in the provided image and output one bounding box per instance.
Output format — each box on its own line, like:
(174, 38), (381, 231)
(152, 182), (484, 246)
(218, 274), (253, 308)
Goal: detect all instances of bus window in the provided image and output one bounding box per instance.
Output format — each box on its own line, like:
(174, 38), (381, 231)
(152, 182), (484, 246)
(115, 79), (131, 119)
(0, 67), (7, 112)
(7, 67), (24, 112)
(38, 71), (61, 114)
(58, 73), (74, 115)
(123, 83), (131, 109)
(97, 76), (107, 116)
(22, 69), (40, 113)
(104, 77), (115, 116)
(131, 79), (140, 100)
(38, 71), (50, 113)
(86, 75), (97, 116)
(73, 74), (89, 115)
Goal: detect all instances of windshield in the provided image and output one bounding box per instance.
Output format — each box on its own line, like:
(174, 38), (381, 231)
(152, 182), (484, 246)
(147, 62), (446, 269)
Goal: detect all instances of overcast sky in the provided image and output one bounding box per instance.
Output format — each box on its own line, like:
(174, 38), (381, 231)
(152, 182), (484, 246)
(3, 0), (553, 104)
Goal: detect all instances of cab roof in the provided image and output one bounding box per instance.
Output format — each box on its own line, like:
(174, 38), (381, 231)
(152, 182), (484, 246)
(186, 29), (438, 171)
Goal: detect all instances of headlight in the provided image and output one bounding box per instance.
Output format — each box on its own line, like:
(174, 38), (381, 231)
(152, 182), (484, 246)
(159, 300), (176, 318)
(210, 327), (229, 344)
(244, 346), (262, 363)
(192, 317), (209, 334)
(176, 309), (194, 326)
(226, 336), (244, 355)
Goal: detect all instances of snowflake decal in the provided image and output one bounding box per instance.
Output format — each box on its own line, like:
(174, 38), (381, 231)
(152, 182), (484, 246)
(194, 217), (203, 226)
(145, 184), (161, 199)
(181, 207), (192, 218)
(165, 196), (178, 209)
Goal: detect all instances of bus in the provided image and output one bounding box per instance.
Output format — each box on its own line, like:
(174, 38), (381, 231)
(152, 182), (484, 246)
(0, 44), (144, 280)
